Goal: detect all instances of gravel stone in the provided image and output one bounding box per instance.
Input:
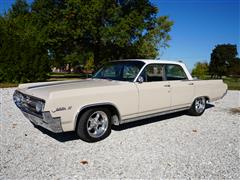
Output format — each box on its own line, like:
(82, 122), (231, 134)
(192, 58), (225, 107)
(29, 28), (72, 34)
(0, 88), (239, 179)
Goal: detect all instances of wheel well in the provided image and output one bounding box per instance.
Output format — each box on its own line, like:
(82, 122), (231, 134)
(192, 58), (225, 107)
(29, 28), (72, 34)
(75, 104), (121, 130)
(193, 96), (209, 102)
(191, 96), (210, 107)
(204, 96), (210, 102)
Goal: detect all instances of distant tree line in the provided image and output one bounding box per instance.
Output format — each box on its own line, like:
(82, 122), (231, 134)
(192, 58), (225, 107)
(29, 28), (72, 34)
(0, 0), (173, 83)
(192, 44), (240, 79)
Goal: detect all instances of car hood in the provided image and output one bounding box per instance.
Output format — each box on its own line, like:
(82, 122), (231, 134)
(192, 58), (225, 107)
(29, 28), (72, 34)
(17, 79), (124, 100)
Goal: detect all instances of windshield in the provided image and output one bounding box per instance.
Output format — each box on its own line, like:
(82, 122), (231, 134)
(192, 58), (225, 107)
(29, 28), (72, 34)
(93, 61), (145, 82)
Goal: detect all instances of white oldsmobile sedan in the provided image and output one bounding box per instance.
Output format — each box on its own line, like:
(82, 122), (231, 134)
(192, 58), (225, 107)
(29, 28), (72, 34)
(13, 59), (227, 142)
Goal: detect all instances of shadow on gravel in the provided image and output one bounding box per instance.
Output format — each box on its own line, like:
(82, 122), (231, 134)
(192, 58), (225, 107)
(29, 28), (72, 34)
(33, 104), (214, 142)
(33, 125), (80, 142)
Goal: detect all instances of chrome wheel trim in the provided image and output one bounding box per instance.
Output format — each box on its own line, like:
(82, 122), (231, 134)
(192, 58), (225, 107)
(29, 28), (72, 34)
(87, 111), (109, 138)
(195, 97), (206, 113)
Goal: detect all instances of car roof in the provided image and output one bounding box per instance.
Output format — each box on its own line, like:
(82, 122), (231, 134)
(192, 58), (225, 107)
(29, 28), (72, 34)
(110, 59), (193, 80)
(114, 59), (186, 66)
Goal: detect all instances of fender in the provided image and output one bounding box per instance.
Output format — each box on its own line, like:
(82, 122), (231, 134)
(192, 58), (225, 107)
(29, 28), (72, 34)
(73, 102), (122, 129)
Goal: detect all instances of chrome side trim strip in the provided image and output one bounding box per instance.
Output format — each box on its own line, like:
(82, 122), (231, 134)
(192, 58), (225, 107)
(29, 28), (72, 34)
(121, 103), (191, 118)
(120, 107), (189, 124)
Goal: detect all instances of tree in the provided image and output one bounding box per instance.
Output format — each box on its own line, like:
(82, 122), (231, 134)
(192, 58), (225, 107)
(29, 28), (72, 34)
(84, 53), (95, 72)
(209, 44), (239, 78)
(229, 57), (240, 76)
(32, 0), (173, 68)
(191, 62), (209, 79)
(0, 0), (174, 83)
(0, 1), (50, 83)
(8, 0), (29, 18)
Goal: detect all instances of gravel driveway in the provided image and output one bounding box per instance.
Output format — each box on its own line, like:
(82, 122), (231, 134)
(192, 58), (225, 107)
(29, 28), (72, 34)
(0, 88), (239, 179)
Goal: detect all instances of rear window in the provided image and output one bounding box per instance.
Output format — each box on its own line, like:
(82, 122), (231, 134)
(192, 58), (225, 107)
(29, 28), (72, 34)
(165, 64), (187, 80)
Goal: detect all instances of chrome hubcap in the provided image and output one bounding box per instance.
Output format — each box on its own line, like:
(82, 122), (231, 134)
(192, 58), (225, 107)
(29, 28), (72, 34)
(87, 111), (108, 138)
(195, 97), (206, 113)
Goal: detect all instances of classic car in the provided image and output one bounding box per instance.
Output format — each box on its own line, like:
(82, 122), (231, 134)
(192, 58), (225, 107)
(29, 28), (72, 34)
(13, 59), (227, 142)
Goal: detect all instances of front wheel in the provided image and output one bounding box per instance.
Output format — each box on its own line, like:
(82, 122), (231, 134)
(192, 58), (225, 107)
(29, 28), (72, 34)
(76, 107), (111, 142)
(189, 97), (206, 116)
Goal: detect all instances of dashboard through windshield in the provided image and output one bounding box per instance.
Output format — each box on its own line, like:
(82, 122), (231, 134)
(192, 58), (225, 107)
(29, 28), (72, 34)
(93, 61), (145, 82)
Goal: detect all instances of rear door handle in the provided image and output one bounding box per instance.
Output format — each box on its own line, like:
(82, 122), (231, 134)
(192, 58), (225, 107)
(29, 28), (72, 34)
(164, 84), (170, 87)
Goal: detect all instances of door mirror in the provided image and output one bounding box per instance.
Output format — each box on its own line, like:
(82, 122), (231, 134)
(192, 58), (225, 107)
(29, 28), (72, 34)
(137, 76), (144, 83)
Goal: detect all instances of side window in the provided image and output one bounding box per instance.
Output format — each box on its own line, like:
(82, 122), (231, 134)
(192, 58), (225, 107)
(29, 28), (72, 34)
(102, 64), (121, 78)
(141, 64), (164, 82)
(123, 65), (140, 81)
(103, 66), (116, 78)
(165, 64), (187, 80)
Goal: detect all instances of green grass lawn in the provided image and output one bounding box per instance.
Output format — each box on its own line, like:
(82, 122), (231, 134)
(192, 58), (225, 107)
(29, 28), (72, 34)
(222, 77), (240, 90)
(0, 83), (19, 88)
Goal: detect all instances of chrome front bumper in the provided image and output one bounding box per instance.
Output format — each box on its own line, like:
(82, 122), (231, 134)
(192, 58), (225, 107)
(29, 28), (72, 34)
(22, 111), (63, 133)
(14, 90), (63, 133)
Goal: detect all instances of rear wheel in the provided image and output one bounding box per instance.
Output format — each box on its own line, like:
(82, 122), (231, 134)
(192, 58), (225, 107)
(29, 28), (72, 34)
(76, 107), (111, 142)
(189, 97), (206, 116)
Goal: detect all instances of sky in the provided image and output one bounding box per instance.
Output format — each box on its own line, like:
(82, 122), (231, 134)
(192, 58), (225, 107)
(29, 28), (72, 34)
(0, 0), (32, 13)
(0, 0), (239, 69)
(151, 0), (240, 69)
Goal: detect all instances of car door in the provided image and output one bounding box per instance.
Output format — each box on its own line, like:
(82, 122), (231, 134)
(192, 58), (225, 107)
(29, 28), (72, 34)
(165, 64), (194, 108)
(136, 64), (171, 115)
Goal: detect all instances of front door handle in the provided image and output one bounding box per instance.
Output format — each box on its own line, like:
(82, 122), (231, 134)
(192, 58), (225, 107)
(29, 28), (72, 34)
(164, 84), (170, 87)
(188, 82), (194, 85)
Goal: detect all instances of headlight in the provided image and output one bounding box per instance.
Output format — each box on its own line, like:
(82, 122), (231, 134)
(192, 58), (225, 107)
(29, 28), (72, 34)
(13, 91), (24, 104)
(35, 101), (44, 113)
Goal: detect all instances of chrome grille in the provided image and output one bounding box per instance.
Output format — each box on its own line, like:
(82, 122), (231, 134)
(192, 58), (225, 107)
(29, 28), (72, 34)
(13, 91), (44, 118)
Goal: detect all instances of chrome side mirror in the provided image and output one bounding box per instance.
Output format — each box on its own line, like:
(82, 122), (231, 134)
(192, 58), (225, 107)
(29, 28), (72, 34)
(137, 76), (144, 83)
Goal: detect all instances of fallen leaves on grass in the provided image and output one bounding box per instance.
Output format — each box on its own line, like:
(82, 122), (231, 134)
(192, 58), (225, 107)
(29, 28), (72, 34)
(80, 160), (88, 165)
